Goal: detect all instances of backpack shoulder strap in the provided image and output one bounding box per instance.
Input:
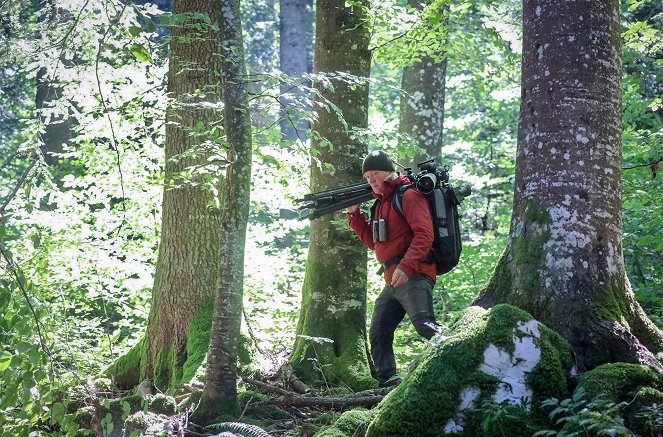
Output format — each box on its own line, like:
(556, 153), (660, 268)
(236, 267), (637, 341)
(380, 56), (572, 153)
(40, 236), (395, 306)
(392, 184), (412, 219)
(370, 199), (380, 221)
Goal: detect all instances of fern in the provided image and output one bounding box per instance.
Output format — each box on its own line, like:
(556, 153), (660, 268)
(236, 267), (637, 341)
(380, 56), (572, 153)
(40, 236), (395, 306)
(205, 422), (271, 437)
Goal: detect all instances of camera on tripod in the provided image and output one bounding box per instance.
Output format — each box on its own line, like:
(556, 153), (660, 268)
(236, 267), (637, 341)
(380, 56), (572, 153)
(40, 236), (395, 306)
(403, 159), (449, 194)
(294, 158), (470, 220)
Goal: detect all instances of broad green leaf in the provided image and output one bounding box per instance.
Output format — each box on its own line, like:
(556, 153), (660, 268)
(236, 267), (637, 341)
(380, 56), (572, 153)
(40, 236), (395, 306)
(0, 351), (11, 371)
(129, 44), (153, 63)
(15, 341), (31, 353)
(128, 26), (142, 37)
(111, 329), (121, 343)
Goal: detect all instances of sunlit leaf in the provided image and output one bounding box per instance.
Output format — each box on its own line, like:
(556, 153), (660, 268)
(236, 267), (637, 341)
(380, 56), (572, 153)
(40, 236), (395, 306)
(129, 44), (153, 63)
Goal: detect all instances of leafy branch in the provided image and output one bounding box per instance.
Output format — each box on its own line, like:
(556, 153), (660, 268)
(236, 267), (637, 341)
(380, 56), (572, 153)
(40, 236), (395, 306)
(94, 0), (130, 222)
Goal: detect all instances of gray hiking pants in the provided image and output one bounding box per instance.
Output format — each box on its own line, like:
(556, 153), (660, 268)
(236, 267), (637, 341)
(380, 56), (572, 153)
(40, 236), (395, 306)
(369, 274), (439, 384)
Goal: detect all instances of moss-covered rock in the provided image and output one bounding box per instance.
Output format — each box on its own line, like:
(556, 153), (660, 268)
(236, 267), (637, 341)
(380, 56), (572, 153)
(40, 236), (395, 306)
(73, 405), (95, 430)
(148, 393), (177, 415)
(575, 364), (663, 436)
(123, 411), (173, 436)
(123, 411), (151, 435)
(626, 386), (663, 436)
(298, 413), (341, 437)
(314, 408), (377, 437)
(366, 304), (575, 436)
(94, 395), (146, 437)
(577, 362), (662, 403)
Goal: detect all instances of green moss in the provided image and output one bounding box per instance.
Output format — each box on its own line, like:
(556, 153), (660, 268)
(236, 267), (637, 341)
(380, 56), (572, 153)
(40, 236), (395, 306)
(462, 401), (537, 437)
(315, 408), (376, 437)
(511, 200), (551, 316)
(592, 278), (631, 328)
(105, 338), (145, 390)
(299, 413), (342, 437)
(366, 304), (574, 437)
(526, 326), (574, 418)
(625, 386), (663, 436)
(290, 257), (374, 391)
(123, 411), (151, 435)
(479, 248), (513, 305)
(95, 395), (146, 436)
(577, 363), (662, 403)
(152, 343), (176, 390)
(238, 390), (290, 420)
(73, 406), (94, 429)
(182, 298), (214, 383)
(148, 394), (177, 415)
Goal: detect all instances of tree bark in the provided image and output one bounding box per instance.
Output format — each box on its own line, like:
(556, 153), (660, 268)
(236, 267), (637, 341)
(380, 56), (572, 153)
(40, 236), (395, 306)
(399, 0), (447, 167)
(289, 0), (375, 390)
(107, 0), (224, 391)
(279, 0), (313, 141)
(473, 0), (663, 371)
(35, 0), (71, 166)
(195, 0), (253, 421)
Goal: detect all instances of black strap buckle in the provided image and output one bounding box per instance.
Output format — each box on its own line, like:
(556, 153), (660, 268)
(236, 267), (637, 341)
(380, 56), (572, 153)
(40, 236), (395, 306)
(377, 255), (403, 275)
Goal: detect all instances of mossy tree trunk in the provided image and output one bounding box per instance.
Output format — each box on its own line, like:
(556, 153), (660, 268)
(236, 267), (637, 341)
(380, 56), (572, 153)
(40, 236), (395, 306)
(107, 0), (224, 391)
(474, 0), (663, 372)
(194, 0), (253, 421)
(289, 0), (375, 390)
(399, 0), (448, 167)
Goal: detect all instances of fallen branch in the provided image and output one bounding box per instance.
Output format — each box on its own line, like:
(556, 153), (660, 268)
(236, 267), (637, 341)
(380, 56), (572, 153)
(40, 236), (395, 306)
(247, 393), (385, 409)
(241, 376), (386, 409)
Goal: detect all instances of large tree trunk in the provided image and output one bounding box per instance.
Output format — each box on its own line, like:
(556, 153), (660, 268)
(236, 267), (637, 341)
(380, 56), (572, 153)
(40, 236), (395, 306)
(106, 0), (224, 391)
(194, 0), (252, 421)
(279, 0), (313, 141)
(399, 0), (447, 167)
(289, 0), (375, 391)
(474, 0), (663, 372)
(35, 0), (71, 166)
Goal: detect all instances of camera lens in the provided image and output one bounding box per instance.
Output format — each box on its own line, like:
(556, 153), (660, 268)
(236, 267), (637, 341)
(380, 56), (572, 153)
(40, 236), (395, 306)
(416, 174), (436, 194)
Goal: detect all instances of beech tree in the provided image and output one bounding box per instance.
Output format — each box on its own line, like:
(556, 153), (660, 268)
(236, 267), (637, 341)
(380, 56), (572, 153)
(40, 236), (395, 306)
(195, 0), (253, 419)
(399, 0), (447, 166)
(107, 0), (224, 390)
(473, 0), (663, 371)
(279, 0), (313, 141)
(35, 2), (71, 166)
(289, 0), (375, 390)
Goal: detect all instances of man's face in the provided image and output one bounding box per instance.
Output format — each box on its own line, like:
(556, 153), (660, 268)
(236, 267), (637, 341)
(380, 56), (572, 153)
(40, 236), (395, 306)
(364, 170), (391, 195)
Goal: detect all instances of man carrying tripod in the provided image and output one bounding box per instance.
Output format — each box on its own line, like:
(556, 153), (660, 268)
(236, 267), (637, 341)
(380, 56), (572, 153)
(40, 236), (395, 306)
(346, 150), (441, 388)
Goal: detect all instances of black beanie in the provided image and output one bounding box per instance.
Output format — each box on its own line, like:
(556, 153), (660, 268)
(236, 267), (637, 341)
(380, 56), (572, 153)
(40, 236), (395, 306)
(362, 150), (395, 173)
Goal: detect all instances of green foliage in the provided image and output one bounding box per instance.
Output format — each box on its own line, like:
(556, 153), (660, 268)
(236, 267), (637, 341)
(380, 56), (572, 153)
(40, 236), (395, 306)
(478, 400), (536, 437)
(314, 408), (376, 437)
(535, 388), (629, 437)
(620, 0), (663, 328)
(0, 0), (661, 433)
(633, 401), (663, 436)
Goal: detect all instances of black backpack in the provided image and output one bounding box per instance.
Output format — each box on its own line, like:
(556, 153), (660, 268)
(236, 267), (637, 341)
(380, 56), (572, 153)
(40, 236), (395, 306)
(371, 183), (465, 276)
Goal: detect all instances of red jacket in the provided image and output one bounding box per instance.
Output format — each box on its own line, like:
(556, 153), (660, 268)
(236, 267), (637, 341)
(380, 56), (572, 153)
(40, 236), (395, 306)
(348, 175), (436, 284)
